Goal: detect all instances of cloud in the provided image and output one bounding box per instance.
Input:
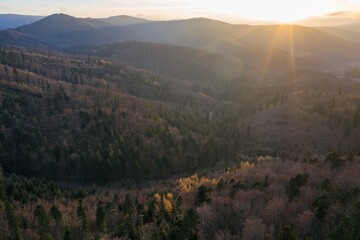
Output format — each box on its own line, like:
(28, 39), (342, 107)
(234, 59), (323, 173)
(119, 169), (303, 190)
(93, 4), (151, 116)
(297, 10), (360, 26)
(326, 11), (349, 16)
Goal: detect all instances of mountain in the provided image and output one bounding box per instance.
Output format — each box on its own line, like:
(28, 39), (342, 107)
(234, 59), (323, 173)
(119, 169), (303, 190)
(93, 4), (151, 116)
(316, 26), (360, 44)
(101, 15), (150, 26)
(119, 18), (252, 51)
(0, 18), (360, 240)
(85, 41), (242, 81)
(117, 20), (360, 63)
(336, 24), (360, 34)
(0, 29), (48, 48)
(0, 14), (43, 29)
(15, 13), (128, 48)
(1, 14), (360, 74)
(232, 25), (360, 66)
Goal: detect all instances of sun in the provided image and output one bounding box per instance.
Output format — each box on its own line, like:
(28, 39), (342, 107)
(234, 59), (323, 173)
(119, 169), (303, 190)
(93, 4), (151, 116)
(253, 12), (303, 23)
(197, 0), (340, 23)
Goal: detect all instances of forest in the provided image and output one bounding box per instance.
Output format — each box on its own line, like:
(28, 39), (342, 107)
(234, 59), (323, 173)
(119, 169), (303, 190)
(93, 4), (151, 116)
(0, 12), (360, 239)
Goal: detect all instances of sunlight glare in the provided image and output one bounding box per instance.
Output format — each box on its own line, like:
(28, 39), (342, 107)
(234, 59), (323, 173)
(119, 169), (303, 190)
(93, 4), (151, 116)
(195, 0), (342, 23)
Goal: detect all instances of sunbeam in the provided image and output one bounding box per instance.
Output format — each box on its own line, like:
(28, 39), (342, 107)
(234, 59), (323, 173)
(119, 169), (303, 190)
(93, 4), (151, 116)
(289, 24), (297, 90)
(258, 25), (284, 83)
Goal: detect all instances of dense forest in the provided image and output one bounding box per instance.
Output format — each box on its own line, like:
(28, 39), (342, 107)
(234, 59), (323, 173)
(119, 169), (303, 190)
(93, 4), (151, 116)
(1, 154), (359, 239)
(0, 12), (360, 238)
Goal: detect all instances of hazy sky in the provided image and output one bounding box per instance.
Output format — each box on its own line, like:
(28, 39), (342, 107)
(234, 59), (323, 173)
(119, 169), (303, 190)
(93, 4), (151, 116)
(1, 0), (360, 25)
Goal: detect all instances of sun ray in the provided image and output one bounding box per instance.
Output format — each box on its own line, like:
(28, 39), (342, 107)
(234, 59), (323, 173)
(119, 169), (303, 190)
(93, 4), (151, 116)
(258, 25), (284, 84)
(288, 25), (298, 91)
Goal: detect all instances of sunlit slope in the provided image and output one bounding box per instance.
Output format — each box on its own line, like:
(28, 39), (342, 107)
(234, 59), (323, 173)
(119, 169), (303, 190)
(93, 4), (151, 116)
(226, 25), (360, 64)
(244, 72), (360, 153)
(316, 26), (360, 44)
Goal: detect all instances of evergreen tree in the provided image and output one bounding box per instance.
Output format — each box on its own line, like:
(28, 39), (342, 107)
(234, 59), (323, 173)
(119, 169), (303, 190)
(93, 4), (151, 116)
(96, 201), (106, 231)
(34, 204), (52, 240)
(5, 201), (23, 240)
(196, 185), (211, 206)
(50, 205), (62, 240)
(276, 226), (299, 240)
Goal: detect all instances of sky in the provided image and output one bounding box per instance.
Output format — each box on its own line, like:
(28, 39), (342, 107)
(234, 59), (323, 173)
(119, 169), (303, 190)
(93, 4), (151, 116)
(1, 0), (360, 25)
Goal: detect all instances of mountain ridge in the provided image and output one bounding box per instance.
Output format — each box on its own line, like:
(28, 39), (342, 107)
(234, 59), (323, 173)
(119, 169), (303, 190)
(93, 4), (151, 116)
(0, 14), (43, 29)
(1, 13), (360, 74)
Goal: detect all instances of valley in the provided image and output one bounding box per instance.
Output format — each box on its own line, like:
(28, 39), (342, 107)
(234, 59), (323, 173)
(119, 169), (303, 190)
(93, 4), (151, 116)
(0, 12), (359, 240)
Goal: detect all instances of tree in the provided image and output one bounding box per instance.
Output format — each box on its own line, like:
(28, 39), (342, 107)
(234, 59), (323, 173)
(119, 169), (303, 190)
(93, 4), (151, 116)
(196, 185), (211, 206)
(63, 228), (74, 240)
(286, 173), (309, 201)
(311, 194), (330, 221)
(96, 201), (106, 231)
(5, 201), (23, 240)
(50, 205), (62, 240)
(169, 208), (200, 240)
(12, 67), (18, 81)
(76, 200), (89, 235)
(325, 152), (342, 169)
(50, 205), (62, 224)
(0, 168), (4, 200)
(276, 226), (299, 240)
(34, 204), (52, 240)
(328, 218), (355, 240)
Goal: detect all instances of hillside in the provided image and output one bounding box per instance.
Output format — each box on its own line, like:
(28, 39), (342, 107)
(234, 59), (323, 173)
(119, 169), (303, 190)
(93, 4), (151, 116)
(229, 25), (360, 65)
(101, 15), (150, 26)
(0, 14), (43, 29)
(1, 46), (360, 184)
(0, 14), (359, 72)
(0, 29), (48, 48)
(317, 26), (360, 44)
(0, 12), (359, 240)
(0, 47), (247, 183)
(85, 41), (243, 81)
(15, 14), (131, 48)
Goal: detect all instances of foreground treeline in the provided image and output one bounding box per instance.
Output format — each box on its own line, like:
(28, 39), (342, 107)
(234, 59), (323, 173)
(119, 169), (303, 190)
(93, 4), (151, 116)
(0, 154), (359, 240)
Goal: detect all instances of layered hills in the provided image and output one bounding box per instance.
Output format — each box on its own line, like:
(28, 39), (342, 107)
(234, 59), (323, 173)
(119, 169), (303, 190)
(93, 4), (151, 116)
(0, 12), (360, 240)
(0, 13), (359, 71)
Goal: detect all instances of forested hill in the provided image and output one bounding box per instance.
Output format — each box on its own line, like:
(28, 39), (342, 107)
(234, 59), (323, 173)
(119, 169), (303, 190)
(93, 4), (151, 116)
(1, 46), (360, 185)
(1, 13), (360, 71)
(0, 47), (251, 184)
(0, 12), (359, 240)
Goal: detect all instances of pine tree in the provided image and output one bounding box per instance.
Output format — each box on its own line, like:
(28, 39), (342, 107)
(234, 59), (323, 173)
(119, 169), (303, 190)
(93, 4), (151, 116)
(50, 205), (62, 240)
(96, 201), (106, 231)
(34, 204), (52, 240)
(5, 201), (23, 240)
(76, 200), (88, 232)
(196, 185), (211, 206)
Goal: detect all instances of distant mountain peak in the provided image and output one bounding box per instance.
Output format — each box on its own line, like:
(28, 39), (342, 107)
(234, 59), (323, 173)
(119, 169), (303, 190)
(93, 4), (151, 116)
(101, 15), (150, 26)
(35, 13), (78, 22)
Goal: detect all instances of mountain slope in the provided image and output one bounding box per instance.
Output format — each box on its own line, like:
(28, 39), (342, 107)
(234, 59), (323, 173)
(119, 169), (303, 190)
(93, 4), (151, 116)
(0, 29), (48, 48)
(317, 26), (360, 44)
(86, 41), (243, 81)
(1, 14), (360, 72)
(121, 21), (360, 62)
(101, 15), (150, 26)
(0, 14), (43, 29)
(122, 18), (252, 52)
(15, 14), (130, 48)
